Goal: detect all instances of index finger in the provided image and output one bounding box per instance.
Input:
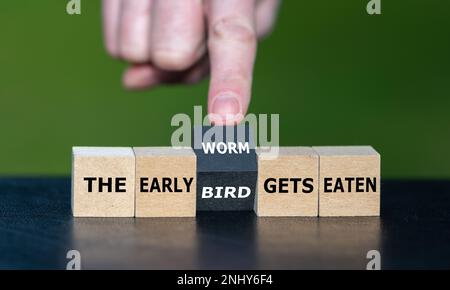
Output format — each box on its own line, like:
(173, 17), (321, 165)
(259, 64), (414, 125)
(206, 0), (257, 125)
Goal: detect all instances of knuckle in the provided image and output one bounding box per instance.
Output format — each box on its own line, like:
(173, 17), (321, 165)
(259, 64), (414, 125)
(211, 17), (257, 43)
(120, 45), (150, 63)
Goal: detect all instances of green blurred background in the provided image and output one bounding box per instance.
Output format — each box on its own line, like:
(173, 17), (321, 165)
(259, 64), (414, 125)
(0, 0), (449, 178)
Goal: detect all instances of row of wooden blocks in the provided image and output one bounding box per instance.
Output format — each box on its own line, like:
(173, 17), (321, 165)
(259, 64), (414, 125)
(72, 146), (380, 217)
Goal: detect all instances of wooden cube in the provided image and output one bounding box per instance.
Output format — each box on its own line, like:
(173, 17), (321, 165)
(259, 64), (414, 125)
(193, 125), (257, 211)
(255, 147), (319, 216)
(312, 146), (381, 217)
(134, 147), (196, 217)
(72, 147), (135, 217)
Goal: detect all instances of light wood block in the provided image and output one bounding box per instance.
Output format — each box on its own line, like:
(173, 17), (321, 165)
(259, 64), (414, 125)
(72, 147), (135, 217)
(255, 147), (319, 216)
(134, 147), (196, 217)
(313, 146), (380, 217)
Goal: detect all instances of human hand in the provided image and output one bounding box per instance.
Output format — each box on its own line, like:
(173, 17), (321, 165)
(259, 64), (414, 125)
(103, 0), (280, 124)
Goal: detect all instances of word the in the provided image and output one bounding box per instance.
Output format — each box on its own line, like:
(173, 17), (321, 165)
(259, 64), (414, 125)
(139, 177), (194, 193)
(202, 142), (250, 154)
(264, 177), (314, 193)
(324, 177), (377, 193)
(171, 106), (279, 159)
(83, 177), (126, 192)
(202, 186), (251, 199)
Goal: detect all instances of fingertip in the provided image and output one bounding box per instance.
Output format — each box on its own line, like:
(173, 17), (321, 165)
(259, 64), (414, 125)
(209, 112), (245, 126)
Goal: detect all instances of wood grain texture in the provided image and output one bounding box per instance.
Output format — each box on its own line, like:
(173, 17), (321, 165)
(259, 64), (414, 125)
(255, 147), (319, 216)
(72, 147), (135, 217)
(313, 146), (381, 217)
(134, 147), (196, 217)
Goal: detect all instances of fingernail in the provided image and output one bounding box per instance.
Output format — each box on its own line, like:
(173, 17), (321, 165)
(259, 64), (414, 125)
(210, 93), (243, 125)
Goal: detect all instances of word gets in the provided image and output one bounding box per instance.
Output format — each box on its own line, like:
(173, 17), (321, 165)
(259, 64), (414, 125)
(263, 177), (314, 194)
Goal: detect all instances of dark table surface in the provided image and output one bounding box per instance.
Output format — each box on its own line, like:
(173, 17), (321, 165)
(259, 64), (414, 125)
(0, 178), (449, 270)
